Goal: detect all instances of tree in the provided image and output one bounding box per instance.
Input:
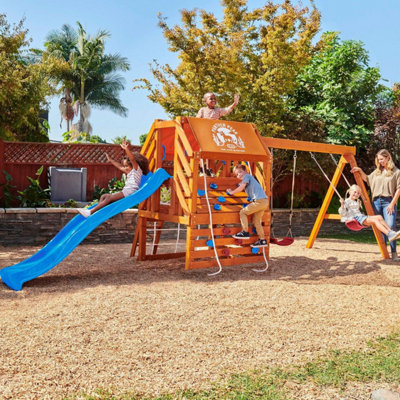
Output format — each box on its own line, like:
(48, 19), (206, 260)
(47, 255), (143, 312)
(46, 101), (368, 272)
(62, 131), (107, 143)
(134, 0), (321, 136)
(361, 85), (400, 169)
(0, 14), (65, 141)
(112, 135), (130, 145)
(139, 134), (147, 146)
(289, 32), (385, 148)
(44, 22), (130, 140)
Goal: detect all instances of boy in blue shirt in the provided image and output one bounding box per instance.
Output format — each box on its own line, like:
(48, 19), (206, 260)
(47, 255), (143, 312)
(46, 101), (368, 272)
(227, 164), (268, 247)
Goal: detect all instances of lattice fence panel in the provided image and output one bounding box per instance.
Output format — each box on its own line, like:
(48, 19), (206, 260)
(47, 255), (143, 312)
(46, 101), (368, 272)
(4, 142), (141, 165)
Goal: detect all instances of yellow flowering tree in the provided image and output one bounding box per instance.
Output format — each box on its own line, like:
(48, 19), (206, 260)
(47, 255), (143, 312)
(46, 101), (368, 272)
(134, 0), (321, 136)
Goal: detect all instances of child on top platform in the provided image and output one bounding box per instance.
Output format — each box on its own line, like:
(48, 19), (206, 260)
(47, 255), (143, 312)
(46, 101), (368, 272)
(77, 140), (149, 218)
(196, 92), (240, 120)
(339, 184), (400, 242)
(227, 164), (268, 248)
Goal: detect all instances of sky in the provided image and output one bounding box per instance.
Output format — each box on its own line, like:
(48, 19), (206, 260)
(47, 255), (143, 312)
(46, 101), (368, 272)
(3, 0), (400, 144)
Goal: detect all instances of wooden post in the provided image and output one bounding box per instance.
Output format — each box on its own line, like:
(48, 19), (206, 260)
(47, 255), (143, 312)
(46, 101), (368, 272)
(137, 217), (148, 261)
(306, 155), (347, 249)
(0, 140), (5, 204)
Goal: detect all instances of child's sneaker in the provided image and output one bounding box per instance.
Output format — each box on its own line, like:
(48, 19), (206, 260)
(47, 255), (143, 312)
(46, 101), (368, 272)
(78, 208), (91, 218)
(233, 231), (250, 239)
(388, 230), (400, 242)
(251, 239), (268, 248)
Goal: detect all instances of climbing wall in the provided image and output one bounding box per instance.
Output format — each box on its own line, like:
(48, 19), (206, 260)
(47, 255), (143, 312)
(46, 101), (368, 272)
(185, 173), (271, 270)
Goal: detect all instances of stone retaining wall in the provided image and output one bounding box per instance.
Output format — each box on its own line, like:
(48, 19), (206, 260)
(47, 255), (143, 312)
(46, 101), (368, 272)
(0, 208), (138, 246)
(0, 208), (362, 247)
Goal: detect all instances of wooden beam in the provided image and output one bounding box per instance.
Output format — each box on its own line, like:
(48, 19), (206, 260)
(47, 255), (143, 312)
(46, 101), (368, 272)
(262, 137), (356, 155)
(174, 180), (190, 215)
(143, 252), (186, 261)
(138, 210), (190, 224)
(176, 162), (191, 197)
(175, 119), (194, 157)
(176, 139), (192, 177)
(187, 254), (268, 270)
(137, 217), (148, 261)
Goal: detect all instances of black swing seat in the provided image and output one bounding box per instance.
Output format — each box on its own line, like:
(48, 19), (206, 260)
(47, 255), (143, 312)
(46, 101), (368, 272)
(345, 219), (366, 231)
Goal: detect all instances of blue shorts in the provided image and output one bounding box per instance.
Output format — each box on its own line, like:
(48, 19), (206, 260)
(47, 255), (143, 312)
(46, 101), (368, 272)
(354, 214), (367, 225)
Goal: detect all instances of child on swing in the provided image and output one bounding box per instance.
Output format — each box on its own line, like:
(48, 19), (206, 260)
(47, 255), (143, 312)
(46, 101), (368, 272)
(339, 184), (400, 241)
(77, 140), (149, 218)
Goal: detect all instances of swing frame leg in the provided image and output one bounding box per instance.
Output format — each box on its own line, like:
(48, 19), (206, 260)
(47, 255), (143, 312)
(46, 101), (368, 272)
(306, 154), (389, 260)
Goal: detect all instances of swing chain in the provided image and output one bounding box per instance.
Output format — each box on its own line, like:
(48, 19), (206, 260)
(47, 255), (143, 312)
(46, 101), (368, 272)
(287, 150), (297, 238)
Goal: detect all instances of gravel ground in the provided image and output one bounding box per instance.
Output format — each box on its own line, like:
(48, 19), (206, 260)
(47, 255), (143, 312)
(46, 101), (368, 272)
(1, 238), (400, 399)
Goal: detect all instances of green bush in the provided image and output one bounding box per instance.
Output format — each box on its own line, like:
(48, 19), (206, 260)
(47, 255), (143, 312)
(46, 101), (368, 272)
(17, 166), (51, 207)
(93, 176), (126, 200)
(0, 170), (16, 207)
(46, 199), (79, 208)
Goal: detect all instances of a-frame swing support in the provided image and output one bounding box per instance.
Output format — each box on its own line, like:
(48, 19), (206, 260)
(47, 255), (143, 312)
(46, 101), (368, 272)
(261, 137), (390, 260)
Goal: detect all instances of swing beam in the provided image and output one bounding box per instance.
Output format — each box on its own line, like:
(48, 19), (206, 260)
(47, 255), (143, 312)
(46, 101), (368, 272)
(259, 136), (390, 260)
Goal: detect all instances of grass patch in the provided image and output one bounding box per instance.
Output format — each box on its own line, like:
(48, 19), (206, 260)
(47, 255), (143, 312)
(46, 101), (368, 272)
(288, 331), (400, 388)
(67, 331), (400, 400)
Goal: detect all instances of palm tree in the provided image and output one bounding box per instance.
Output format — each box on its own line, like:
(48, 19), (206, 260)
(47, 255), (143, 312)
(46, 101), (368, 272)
(44, 22), (130, 139)
(45, 24), (77, 132)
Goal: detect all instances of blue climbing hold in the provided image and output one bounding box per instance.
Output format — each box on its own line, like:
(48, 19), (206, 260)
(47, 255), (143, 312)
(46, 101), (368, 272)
(206, 239), (214, 248)
(252, 227), (257, 234)
(221, 161), (226, 165)
(251, 247), (260, 254)
(210, 183), (218, 189)
(197, 189), (205, 196)
(247, 197), (252, 202)
(242, 204), (247, 208)
(218, 196), (226, 203)
(161, 144), (166, 161)
(213, 204), (221, 211)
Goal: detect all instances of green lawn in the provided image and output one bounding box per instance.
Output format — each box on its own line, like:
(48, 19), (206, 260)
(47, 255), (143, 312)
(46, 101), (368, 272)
(67, 330), (400, 400)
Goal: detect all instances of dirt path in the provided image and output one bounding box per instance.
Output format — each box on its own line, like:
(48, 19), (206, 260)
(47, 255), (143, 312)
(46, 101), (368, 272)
(1, 238), (400, 399)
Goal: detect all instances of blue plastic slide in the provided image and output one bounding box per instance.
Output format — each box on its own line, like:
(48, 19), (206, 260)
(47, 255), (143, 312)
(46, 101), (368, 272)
(0, 168), (171, 291)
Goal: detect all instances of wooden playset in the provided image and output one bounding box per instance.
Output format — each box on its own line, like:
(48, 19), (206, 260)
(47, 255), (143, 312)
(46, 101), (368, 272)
(131, 117), (389, 273)
(131, 117), (272, 271)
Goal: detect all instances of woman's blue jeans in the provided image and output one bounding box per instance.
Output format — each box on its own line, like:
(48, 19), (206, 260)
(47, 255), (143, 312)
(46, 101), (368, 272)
(372, 196), (397, 253)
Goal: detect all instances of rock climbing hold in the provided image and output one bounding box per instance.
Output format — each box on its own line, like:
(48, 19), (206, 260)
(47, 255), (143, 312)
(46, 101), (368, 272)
(206, 240), (214, 248)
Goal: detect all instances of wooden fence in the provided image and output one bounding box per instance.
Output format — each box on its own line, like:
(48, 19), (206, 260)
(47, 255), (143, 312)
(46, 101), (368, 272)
(0, 139), (327, 208)
(0, 140), (144, 206)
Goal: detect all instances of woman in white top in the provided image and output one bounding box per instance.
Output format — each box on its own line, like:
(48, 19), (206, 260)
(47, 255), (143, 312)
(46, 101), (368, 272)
(78, 140), (149, 218)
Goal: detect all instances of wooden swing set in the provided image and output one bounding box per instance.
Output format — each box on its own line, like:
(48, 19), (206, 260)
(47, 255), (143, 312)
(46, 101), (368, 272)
(262, 137), (390, 260)
(130, 117), (389, 274)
